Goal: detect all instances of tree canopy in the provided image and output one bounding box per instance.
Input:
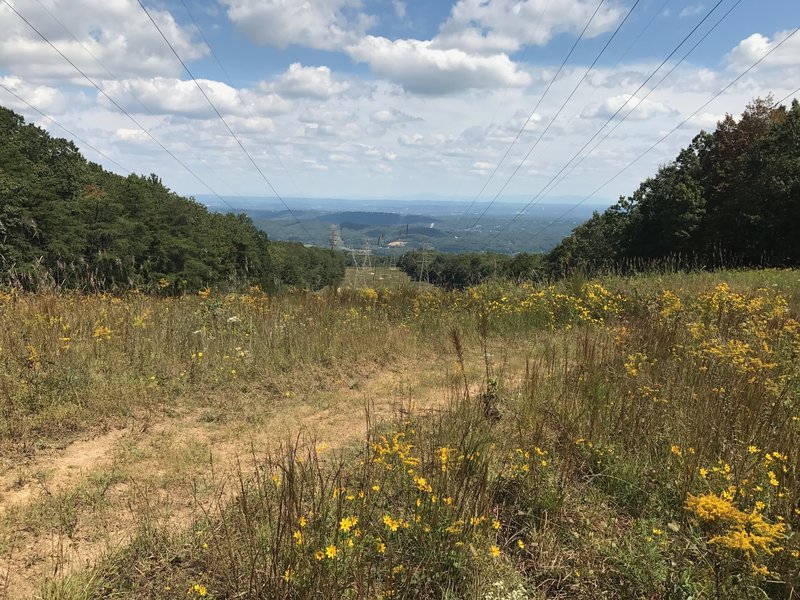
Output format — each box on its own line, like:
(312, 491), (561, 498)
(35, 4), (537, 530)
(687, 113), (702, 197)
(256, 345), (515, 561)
(398, 250), (543, 289)
(545, 97), (800, 275)
(0, 106), (344, 291)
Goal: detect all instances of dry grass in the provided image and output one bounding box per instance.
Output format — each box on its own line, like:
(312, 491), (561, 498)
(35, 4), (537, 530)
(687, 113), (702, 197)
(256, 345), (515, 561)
(1, 269), (798, 599)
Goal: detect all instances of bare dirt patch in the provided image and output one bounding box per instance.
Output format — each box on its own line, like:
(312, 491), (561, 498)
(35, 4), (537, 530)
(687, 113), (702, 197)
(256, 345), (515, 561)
(0, 353), (460, 598)
(0, 427), (127, 516)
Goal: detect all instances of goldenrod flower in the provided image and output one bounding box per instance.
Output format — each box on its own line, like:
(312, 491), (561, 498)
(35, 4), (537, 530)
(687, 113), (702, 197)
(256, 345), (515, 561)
(752, 564), (769, 577)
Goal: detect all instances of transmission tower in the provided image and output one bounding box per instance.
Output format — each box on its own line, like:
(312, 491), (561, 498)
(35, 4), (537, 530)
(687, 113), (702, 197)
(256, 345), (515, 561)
(350, 239), (373, 288)
(330, 225), (342, 251)
(419, 244), (432, 284)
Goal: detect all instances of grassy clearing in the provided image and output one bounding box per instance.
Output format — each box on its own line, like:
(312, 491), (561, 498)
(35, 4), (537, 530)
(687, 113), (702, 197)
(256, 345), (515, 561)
(1, 270), (799, 598)
(342, 265), (428, 290)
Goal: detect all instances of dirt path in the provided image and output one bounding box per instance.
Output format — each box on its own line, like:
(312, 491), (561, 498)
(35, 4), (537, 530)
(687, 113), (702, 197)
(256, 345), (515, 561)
(0, 356), (459, 598)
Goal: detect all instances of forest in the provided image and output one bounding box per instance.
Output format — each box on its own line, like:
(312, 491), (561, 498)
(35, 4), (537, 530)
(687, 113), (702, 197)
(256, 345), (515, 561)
(545, 97), (800, 274)
(0, 106), (344, 292)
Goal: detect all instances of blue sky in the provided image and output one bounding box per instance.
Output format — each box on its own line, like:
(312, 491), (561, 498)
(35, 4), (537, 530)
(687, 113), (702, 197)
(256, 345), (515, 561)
(1, 0), (799, 212)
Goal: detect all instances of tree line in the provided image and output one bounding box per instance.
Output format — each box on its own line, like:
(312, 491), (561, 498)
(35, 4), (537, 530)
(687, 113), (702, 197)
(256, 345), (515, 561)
(0, 106), (344, 292)
(398, 251), (543, 289)
(545, 97), (800, 274)
(400, 97), (799, 288)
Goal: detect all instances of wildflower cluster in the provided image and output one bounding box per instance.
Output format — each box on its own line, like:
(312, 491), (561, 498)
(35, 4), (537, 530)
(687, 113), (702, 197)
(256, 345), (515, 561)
(687, 491), (787, 576)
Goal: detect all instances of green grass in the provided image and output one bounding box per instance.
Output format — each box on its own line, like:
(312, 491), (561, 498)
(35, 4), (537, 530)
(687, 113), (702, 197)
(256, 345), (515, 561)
(342, 265), (429, 290)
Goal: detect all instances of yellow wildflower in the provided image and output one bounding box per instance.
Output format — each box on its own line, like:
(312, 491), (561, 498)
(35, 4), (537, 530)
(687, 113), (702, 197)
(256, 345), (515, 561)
(340, 516), (358, 533)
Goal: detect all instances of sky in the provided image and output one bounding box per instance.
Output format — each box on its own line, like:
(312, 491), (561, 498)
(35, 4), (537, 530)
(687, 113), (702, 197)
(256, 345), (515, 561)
(1, 0), (799, 212)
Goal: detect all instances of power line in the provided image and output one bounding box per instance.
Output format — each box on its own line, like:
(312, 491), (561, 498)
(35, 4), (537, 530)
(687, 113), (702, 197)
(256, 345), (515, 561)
(31, 0), (163, 120)
(481, 0), (735, 248)
(522, 26), (800, 245)
(26, 0), (242, 195)
(1, 0), (241, 215)
(0, 81), (130, 174)
(773, 86), (800, 108)
(572, 0), (673, 121)
(561, 0), (743, 179)
(135, 0), (312, 240)
(449, 0), (555, 229)
(177, 0), (310, 205)
(467, 0), (643, 230)
(452, 0), (610, 231)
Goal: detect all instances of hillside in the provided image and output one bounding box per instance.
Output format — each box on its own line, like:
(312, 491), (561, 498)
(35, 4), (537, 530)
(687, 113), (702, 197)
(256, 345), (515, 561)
(240, 202), (598, 254)
(547, 98), (800, 274)
(0, 107), (344, 291)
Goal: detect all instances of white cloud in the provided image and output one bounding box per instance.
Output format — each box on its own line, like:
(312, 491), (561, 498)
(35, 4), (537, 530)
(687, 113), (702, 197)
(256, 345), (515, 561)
(433, 0), (625, 55)
(299, 105), (355, 124)
(393, 1), (406, 19)
(347, 36), (531, 94)
(678, 4), (705, 18)
(0, 75), (72, 113)
(114, 127), (150, 143)
(101, 77), (247, 119)
(302, 158), (329, 171)
(369, 107), (421, 125)
(726, 30), (800, 69)
(682, 112), (724, 129)
(221, 0), (374, 51)
(0, 0), (206, 81)
(266, 63), (350, 99)
(397, 132), (426, 147)
(582, 94), (679, 120)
